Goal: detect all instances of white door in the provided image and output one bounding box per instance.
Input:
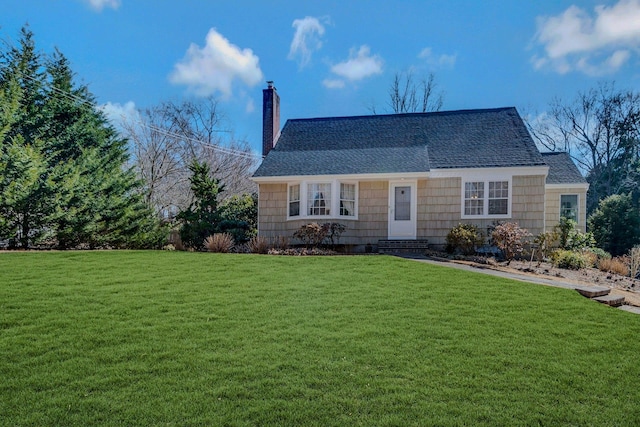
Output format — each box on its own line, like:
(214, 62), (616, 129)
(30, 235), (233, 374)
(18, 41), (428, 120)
(388, 181), (417, 239)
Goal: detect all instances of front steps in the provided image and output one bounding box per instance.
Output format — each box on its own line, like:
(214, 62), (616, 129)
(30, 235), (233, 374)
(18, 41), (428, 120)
(575, 286), (625, 307)
(378, 239), (429, 254)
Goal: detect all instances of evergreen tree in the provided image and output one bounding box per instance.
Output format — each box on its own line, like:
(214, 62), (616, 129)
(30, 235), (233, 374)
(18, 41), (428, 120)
(0, 27), (165, 248)
(588, 193), (640, 256)
(178, 160), (224, 250)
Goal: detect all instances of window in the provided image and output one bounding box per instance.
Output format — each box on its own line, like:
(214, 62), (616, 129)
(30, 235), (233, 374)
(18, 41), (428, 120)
(463, 179), (510, 218)
(287, 181), (357, 219)
(289, 184), (300, 217)
(488, 181), (509, 215)
(340, 183), (356, 217)
(307, 183), (331, 216)
(560, 194), (578, 222)
(464, 182), (484, 215)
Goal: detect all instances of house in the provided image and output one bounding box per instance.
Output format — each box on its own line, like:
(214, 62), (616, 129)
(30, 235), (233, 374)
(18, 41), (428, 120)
(252, 83), (588, 250)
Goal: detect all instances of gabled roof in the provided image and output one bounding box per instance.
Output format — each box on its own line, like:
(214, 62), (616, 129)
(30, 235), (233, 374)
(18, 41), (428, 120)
(541, 152), (587, 184)
(253, 107), (547, 178)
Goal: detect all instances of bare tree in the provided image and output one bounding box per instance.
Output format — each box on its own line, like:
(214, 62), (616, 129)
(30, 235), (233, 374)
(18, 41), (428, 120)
(122, 97), (259, 220)
(372, 71), (444, 114)
(526, 82), (640, 212)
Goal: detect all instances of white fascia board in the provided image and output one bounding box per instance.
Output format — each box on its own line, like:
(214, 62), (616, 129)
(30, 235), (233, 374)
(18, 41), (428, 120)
(252, 171), (428, 183)
(546, 183), (590, 191)
(428, 165), (549, 179)
(252, 166), (549, 183)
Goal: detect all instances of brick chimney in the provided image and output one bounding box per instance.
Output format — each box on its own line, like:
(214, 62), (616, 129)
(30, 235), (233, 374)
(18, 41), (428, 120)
(262, 81), (280, 157)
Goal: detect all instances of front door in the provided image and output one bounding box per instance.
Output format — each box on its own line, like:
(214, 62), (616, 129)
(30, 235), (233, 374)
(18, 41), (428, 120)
(388, 181), (417, 239)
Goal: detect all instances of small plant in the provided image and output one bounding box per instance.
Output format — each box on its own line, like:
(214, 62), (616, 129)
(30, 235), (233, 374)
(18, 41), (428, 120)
(491, 222), (531, 264)
(598, 257), (629, 276)
(533, 230), (559, 264)
(630, 246), (640, 279)
(247, 235), (269, 254)
(445, 223), (484, 255)
(581, 247), (611, 268)
(271, 235), (289, 250)
(323, 222), (346, 246)
(204, 233), (235, 253)
(552, 249), (587, 270)
(293, 223), (328, 248)
(554, 217), (595, 251)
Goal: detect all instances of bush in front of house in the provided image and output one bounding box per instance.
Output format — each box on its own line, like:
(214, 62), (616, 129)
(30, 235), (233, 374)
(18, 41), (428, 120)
(293, 223), (346, 248)
(204, 233), (235, 253)
(552, 249), (588, 270)
(247, 236), (270, 254)
(445, 223), (484, 255)
(554, 217), (595, 251)
(597, 257), (629, 276)
(491, 222), (531, 264)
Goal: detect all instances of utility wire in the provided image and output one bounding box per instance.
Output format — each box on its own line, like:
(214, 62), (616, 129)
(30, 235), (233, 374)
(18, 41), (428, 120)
(6, 65), (263, 160)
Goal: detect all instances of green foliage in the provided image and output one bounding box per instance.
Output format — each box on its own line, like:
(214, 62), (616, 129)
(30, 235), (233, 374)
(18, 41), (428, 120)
(445, 223), (484, 255)
(552, 249), (588, 270)
(554, 217), (595, 251)
(588, 193), (640, 256)
(219, 193), (257, 243)
(177, 160), (224, 250)
(491, 222), (532, 263)
(0, 27), (163, 249)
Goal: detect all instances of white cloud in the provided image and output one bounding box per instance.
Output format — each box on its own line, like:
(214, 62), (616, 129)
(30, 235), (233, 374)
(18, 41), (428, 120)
(245, 98), (255, 113)
(418, 47), (457, 68)
(99, 101), (139, 130)
(322, 78), (345, 89)
(329, 45), (383, 82)
(170, 28), (263, 97)
(532, 0), (640, 74)
(83, 0), (121, 12)
(288, 16), (327, 69)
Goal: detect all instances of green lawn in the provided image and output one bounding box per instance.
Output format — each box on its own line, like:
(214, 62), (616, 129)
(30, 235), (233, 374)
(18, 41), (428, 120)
(1, 251), (639, 426)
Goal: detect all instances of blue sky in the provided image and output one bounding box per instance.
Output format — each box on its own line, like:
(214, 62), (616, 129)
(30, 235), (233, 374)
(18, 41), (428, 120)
(3, 0), (640, 154)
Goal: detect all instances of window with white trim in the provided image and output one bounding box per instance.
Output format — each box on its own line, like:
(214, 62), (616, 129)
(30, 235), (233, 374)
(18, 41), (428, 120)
(560, 194), (578, 222)
(287, 181), (357, 219)
(307, 183), (331, 216)
(340, 183), (356, 217)
(289, 184), (300, 217)
(463, 179), (510, 218)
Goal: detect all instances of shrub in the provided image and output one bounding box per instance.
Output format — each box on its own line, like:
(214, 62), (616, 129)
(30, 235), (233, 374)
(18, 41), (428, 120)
(554, 218), (595, 251)
(533, 230), (559, 263)
(271, 235), (289, 250)
(552, 249), (587, 270)
(445, 223), (484, 255)
(247, 236), (269, 254)
(581, 247), (611, 268)
(598, 257), (629, 276)
(323, 222), (346, 246)
(588, 193), (640, 256)
(204, 233), (235, 253)
(630, 246), (640, 279)
(293, 223), (327, 248)
(292, 223), (346, 248)
(491, 222), (531, 263)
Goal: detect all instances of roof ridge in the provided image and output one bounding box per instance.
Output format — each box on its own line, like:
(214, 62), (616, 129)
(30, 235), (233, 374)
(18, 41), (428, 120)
(286, 107), (517, 123)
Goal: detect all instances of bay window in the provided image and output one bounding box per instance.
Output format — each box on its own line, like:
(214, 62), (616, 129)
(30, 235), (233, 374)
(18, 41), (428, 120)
(287, 180), (357, 219)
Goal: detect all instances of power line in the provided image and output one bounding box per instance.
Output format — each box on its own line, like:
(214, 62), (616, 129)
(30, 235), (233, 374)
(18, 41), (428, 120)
(6, 65), (263, 161)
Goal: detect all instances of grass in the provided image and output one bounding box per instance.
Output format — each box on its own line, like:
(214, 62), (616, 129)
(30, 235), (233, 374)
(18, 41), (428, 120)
(1, 251), (640, 426)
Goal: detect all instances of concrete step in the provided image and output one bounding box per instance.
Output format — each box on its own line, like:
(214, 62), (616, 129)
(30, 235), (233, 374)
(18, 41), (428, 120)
(378, 239), (429, 254)
(593, 294), (625, 307)
(575, 286), (611, 298)
(619, 305), (640, 314)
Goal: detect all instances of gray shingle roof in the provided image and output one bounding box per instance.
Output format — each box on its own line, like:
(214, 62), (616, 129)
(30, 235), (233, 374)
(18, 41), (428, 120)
(541, 152), (587, 184)
(253, 107), (547, 177)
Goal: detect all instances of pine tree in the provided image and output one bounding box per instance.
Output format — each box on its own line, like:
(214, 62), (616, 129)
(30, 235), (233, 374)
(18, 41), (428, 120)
(0, 27), (165, 248)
